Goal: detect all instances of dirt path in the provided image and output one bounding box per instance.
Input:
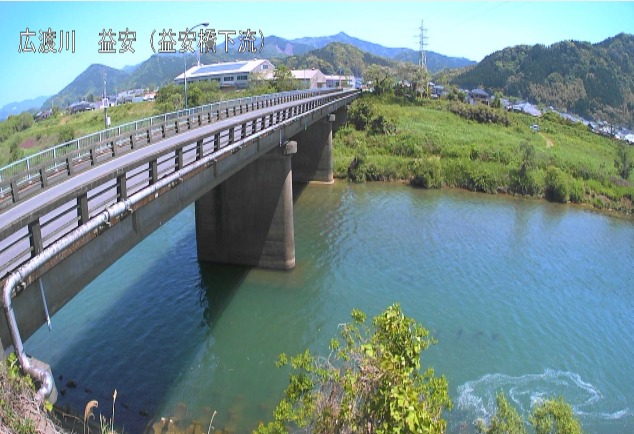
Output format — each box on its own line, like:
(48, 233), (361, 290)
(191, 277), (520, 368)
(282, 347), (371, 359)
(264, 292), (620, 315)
(540, 133), (554, 147)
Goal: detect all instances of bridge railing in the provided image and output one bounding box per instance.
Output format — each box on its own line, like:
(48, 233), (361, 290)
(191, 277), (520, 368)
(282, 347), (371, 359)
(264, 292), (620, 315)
(0, 88), (339, 209)
(0, 89), (360, 281)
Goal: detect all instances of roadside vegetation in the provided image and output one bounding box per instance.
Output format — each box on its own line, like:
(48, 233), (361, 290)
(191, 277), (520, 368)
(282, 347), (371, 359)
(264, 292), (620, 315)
(0, 77), (285, 167)
(334, 94), (634, 215)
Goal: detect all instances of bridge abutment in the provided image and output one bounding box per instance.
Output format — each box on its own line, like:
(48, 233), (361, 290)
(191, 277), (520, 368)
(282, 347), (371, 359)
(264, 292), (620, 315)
(195, 142), (297, 269)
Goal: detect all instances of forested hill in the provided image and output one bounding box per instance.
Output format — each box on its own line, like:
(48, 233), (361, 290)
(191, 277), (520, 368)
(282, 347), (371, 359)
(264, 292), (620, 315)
(279, 42), (396, 77)
(450, 33), (634, 127)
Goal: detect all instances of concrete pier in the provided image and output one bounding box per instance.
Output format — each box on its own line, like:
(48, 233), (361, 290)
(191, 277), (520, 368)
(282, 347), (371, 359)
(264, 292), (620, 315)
(195, 142), (297, 269)
(291, 114), (335, 183)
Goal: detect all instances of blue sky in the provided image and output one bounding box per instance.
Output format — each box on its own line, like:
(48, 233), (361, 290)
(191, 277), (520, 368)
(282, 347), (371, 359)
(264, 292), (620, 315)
(1, 1), (633, 108)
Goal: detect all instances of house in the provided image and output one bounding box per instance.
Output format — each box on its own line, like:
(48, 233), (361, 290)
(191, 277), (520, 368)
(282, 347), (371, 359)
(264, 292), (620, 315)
(469, 88), (490, 105)
(34, 109), (52, 121)
(69, 101), (93, 114)
(324, 74), (355, 89)
(511, 101), (542, 117)
(174, 59), (274, 89)
(291, 69), (327, 89)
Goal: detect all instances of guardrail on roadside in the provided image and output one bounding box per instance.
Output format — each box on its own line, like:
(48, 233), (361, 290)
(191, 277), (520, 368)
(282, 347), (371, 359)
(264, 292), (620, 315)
(0, 88), (339, 206)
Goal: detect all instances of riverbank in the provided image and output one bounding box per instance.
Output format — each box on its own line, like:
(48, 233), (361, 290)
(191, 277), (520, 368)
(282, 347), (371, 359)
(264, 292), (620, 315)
(332, 95), (634, 216)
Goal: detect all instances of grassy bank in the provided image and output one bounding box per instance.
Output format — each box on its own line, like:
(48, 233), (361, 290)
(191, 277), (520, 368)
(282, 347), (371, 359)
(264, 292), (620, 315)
(333, 95), (634, 215)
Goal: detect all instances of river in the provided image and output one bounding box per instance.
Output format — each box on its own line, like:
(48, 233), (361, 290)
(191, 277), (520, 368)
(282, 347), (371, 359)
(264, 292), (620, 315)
(25, 182), (634, 433)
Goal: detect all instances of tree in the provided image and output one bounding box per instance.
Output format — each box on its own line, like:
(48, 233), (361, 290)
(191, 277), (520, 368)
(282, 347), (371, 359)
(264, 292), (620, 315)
(396, 63), (429, 99)
(476, 393), (526, 434)
(530, 398), (582, 434)
(256, 304), (452, 434)
(365, 65), (395, 96)
(478, 393), (583, 434)
(273, 65), (298, 92)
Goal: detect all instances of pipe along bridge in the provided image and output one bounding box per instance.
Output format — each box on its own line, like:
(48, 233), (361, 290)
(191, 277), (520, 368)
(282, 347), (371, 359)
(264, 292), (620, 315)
(0, 88), (360, 401)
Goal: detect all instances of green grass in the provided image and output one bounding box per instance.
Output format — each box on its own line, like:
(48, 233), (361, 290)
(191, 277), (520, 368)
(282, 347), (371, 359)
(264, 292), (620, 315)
(334, 95), (634, 215)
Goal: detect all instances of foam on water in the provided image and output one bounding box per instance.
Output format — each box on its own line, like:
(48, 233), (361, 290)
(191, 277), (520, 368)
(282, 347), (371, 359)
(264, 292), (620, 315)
(456, 369), (630, 424)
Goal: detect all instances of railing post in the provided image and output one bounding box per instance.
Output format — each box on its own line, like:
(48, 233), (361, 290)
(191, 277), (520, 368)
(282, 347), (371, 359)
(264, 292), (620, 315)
(28, 220), (43, 257)
(176, 147), (184, 170)
(228, 127), (235, 144)
(78, 192), (89, 225)
(149, 160), (158, 184)
(197, 139), (204, 160)
(39, 165), (49, 188)
(147, 128), (152, 144)
(117, 174), (127, 200)
(161, 124), (166, 139)
(10, 180), (19, 203)
(67, 155), (75, 176)
(241, 123), (247, 139)
(214, 133), (220, 151)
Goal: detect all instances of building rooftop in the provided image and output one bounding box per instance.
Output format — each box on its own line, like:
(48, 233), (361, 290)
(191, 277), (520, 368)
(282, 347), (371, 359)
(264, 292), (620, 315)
(174, 59), (271, 81)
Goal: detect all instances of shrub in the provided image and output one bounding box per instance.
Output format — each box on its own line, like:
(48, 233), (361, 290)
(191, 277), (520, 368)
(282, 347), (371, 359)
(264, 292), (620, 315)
(509, 168), (542, 196)
(569, 178), (585, 203)
(348, 99), (374, 131)
(544, 166), (570, 203)
(58, 125), (75, 143)
(448, 102), (510, 126)
(369, 114), (397, 135)
(410, 156), (443, 188)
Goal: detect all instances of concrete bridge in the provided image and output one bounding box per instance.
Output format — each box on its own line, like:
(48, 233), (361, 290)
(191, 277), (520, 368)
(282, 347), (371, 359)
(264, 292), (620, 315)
(0, 88), (359, 400)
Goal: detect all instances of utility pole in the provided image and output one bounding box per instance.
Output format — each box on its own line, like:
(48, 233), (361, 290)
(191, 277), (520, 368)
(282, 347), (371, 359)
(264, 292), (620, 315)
(103, 74), (109, 129)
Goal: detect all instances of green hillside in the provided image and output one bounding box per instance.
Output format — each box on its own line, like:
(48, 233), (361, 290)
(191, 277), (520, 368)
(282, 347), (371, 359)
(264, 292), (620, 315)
(451, 33), (634, 127)
(333, 95), (634, 216)
(41, 64), (129, 109)
(279, 42), (396, 76)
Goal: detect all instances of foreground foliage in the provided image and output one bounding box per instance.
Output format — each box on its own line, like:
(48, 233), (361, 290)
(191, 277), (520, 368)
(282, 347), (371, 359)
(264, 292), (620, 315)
(0, 354), (61, 434)
(477, 393), (582, 434)
(256, 304), (451, 434)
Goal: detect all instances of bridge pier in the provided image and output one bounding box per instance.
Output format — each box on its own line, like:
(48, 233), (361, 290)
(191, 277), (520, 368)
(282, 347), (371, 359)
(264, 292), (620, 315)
(195, 142), (297, 269)
(291, 114), (335, 183)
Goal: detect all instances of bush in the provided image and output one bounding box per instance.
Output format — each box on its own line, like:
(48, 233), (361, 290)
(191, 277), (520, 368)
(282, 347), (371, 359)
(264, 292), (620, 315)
(58, 125), (75, 143)
(448, 102), (510, 126)
(509, 168), (542, 196)
(411, 156), (443, 188)
(544, 166), (570, 203)
(348, 99), (374, 131)
(256, 305), (452, 434)
(569, 178), (584, 203)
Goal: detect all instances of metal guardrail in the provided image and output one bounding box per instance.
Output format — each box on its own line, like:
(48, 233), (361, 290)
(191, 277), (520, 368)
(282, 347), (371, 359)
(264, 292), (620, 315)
(0, 88), (338, 204)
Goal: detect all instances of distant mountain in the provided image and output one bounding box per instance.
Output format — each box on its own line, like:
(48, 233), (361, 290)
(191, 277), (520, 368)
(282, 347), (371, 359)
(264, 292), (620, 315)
(42, 64), (130, 109)
(278, 32), (476, 73)
(279, 43), (396, 77)
(0, 95), (50, 120)
(451, 33), (634, 126)
(124, 54), (187, 90)
(38, 32), (474, 110)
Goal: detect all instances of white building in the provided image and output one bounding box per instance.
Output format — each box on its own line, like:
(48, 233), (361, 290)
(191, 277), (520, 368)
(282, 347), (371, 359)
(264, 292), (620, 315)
(291, 69), (327, 89)
(324, 74), (355, 89)
(174, 59), (274, 88)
